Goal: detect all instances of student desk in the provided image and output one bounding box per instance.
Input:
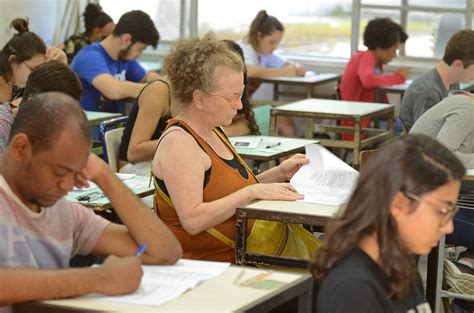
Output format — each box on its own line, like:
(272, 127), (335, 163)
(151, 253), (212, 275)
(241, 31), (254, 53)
(13, 266), (313, 313)
(375, 80), (412, 103)
(139, 60), (162, 73)
(231, 135), (319, 174)
(270, 99), (394, 167)
(235, 200), (343, 269)
(375, 80), (474, 103)
(250, 73), (341, 101)
(66, 175), (154, 212)
(85, 111), (122, 127)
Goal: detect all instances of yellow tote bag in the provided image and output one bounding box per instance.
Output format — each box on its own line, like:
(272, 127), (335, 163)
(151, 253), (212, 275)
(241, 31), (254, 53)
(208, 220), (322, 261)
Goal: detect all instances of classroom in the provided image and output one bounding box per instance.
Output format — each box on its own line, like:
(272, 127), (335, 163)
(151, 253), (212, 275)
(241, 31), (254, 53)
(1, 0), (474, 312)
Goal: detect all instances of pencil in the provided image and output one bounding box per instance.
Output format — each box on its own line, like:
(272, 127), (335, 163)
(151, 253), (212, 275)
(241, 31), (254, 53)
(233, 269), (245, 285)
(239, 271), (272, 287)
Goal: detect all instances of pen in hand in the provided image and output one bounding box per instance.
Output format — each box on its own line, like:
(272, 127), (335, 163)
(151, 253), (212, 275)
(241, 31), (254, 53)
(265, 142), (281, 149)
(134, 243), (148, 257)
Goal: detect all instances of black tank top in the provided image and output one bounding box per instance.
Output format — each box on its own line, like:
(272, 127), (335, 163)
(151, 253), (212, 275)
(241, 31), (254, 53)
(118, 79), (171, 162)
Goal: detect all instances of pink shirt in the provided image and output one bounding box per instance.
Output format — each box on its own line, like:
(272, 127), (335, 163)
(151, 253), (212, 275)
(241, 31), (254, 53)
(340, 50), (405, 103)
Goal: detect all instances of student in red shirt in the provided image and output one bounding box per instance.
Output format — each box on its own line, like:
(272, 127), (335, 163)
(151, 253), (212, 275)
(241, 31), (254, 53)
(340, 18), (411, 140)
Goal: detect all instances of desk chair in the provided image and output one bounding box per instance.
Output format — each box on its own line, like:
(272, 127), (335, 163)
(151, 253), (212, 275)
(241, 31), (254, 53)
(359, 149), (378, 171)
(252, 104), (273, 136)
(99, 116), (128, 172)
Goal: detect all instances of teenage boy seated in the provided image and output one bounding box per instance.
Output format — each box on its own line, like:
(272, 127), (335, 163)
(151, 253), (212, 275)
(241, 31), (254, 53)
(71, 10), (161, 113)
(400, 29), (474, 130)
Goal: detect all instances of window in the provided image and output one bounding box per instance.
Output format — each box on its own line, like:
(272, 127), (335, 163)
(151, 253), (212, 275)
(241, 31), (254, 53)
(197, 0), (353, 58)
(100, 0), (182, 41)
(356, 0), (471, 59)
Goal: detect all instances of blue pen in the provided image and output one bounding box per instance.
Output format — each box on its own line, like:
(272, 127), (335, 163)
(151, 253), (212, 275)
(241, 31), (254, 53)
(134, 243), (147, 257)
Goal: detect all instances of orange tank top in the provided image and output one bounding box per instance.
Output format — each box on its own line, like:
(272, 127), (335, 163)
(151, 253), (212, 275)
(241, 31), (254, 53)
(154, 119), (258, 263)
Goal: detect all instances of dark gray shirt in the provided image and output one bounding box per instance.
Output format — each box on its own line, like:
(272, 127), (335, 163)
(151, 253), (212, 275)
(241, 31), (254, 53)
(400, 68), (459, 130)
(410, 95), (474, 168)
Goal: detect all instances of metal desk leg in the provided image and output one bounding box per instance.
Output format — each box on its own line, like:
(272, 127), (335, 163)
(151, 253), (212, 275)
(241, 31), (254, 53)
(273, 83), (280, 101)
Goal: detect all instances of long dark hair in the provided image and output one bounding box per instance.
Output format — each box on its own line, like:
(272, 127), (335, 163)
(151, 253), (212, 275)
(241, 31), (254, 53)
(311, 134), (465, 299)
(245, 10), (284, 50)
(0, 18), (47, 82)
(224, 40), (260, 135)
(83, 3), (113, 36)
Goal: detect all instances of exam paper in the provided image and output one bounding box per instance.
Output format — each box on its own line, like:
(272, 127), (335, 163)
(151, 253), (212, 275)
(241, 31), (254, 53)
(290, 144), (359, 205)
(80, 259), (230, 307)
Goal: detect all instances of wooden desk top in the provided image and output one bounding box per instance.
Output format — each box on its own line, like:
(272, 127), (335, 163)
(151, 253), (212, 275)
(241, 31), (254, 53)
(272, 98), (393, 117)
(253, 72), (341, 84)
(231, 136), (319, 161)
(24, 266), (311, 312)
(240, 199), (343, 218)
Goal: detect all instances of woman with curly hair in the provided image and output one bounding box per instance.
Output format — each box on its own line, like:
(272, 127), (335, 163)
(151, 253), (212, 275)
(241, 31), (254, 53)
(152, 33), (311, 262)
(312, 134), (464, 312)
(118, 39), (259, 175)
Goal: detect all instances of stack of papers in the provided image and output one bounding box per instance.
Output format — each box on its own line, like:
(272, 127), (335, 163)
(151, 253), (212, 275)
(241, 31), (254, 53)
(81, 259), (230, 307)
(290, 144), (359, 205)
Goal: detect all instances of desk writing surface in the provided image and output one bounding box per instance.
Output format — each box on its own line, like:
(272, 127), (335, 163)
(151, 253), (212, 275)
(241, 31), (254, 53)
(39, 266), (310, 312)
(241, 200), (343, 218)
(66, 175), (154, 211)
(258, 72), (341, 84)
(464, 169), (474, 181)
(231, 135), (318, 158)
(139, 60), (162, 73)
(85, 111), (122, 125)
(382, 79), (412, 92)
(273, 98), (393, 116)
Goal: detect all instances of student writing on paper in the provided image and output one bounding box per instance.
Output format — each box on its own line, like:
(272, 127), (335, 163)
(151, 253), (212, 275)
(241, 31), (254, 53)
(0, 92), (181, 312)
(71, 10), (161, 113)
(339, 18), (410, 140)
(152, 34), (312, 263)
(312, 134), (463, 313)
(241, 10), (304, 137)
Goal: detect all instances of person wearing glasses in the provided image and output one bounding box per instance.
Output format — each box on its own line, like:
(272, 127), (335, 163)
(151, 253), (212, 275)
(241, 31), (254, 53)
(410, 93), (474, 288)
(151, 34), (309, 262)
(118, 40), (259, 176)
(0, 18), (67, 104)
(312, 134), (463, 313)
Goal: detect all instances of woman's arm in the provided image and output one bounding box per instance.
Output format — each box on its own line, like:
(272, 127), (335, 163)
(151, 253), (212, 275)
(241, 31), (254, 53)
(127, 81), (169, 163)
(247, 64), (300, 78)
(154, 130), (302, 235)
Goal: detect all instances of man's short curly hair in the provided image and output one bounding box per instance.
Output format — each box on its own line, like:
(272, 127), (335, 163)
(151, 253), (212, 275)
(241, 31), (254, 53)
(363, 18), (408, 50)
(163, 33), (244, 106)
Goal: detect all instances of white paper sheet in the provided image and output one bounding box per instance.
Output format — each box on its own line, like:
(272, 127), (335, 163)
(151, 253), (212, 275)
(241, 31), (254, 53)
(290, 144), (359, 205)
(80, 259), (230, 307)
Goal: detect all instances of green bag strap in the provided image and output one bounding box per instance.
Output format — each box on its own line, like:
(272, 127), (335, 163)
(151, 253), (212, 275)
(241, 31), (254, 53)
(206, 227), (236, 249)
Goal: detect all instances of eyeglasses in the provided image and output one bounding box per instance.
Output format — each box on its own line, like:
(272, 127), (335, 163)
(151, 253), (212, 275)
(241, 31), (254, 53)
(203, 85), (245, 106)
(23, 62), (36, 71)
(404, 192), (458, 227)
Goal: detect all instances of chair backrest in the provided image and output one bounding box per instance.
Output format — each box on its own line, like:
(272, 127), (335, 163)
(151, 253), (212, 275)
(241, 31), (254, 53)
(104, 127), (124, 172)
(99, 116), (129, 172)
(252, 104), (273, 136)
(359, 149), (378, 171)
